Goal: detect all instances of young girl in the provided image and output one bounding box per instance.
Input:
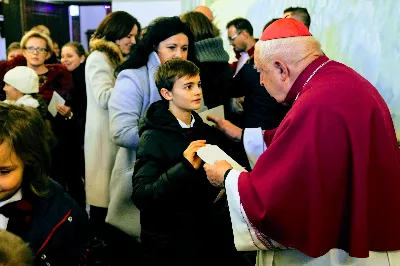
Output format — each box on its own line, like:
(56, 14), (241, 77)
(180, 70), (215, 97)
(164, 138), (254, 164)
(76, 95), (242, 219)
(2, 66), (48, 119)
(0, 103), (89, 266)
(132, 59), (245, 266)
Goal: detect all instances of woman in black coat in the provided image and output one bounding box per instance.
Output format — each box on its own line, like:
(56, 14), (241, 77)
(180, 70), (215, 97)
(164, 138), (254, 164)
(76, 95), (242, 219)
(59, 42), (87, 210)
(181, 11), (233, 113)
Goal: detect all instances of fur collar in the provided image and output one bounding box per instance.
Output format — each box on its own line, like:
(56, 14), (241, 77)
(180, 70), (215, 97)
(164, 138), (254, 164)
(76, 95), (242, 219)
(89, 39), (124, 68)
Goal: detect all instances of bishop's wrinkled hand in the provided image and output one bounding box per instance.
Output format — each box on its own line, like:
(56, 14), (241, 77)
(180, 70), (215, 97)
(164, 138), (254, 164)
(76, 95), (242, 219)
(204, 160), (233, 188)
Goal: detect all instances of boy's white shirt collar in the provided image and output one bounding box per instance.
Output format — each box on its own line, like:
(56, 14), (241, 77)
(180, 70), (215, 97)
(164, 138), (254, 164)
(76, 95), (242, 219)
(0, 189), (23, 208)
(176, 114), (195, 128)
(0, 189), (23, 230)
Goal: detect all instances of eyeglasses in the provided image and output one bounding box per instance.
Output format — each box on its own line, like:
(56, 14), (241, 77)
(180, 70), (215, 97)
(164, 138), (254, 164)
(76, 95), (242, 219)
(25, 46), (48, 54)
(228, 31), (243, 42)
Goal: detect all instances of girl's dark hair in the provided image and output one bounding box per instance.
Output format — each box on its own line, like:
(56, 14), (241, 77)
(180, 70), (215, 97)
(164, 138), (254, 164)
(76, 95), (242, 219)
(181, 11), (220, 42)
(91, 11), (141, 43)
(117, 16), (197, 73)
(0, 103), (51, 197)
(62, 42), (88, 58)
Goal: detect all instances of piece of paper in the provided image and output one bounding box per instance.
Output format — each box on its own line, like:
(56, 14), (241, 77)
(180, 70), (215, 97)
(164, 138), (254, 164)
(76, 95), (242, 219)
(198, 105), (224, 126)
(48, 91), (65, 117)
(197, 144), (247, 172)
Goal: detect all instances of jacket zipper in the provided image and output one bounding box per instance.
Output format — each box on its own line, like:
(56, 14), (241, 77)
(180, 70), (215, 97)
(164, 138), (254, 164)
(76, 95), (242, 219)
(36, 209), (72, 255)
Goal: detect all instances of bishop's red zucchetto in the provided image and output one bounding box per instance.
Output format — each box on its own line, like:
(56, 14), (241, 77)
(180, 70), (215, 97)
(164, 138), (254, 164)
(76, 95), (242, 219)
(260, 18), (311, 41)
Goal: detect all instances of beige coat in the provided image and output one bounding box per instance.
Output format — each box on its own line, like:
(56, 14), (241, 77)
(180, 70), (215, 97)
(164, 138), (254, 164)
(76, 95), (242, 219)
(84, 39), (124, 207)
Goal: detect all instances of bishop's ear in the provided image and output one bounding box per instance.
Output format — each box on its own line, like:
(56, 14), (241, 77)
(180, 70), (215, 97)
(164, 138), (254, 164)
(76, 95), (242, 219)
(274, 61), (289, 81)
(160, 88), (173, 101)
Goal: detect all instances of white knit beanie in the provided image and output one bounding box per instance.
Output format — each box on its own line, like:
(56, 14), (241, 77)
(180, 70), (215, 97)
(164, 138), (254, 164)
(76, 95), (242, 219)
(4, 66), (39, 94)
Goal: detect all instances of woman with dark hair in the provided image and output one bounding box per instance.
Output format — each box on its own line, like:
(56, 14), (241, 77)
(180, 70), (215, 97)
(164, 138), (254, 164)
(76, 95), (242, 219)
(84, 11), (140, 244)
(59, 41), (88, 210)
(61, 41), (88, 130)
(106, 16), (195, 264)
(181, 11), (233, 111)
(0, 103), (89, 265)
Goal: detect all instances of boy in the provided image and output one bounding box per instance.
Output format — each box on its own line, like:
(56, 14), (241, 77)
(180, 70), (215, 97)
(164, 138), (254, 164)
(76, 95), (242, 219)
(132, 59), (248, 266)
(0, 103), (89, 265)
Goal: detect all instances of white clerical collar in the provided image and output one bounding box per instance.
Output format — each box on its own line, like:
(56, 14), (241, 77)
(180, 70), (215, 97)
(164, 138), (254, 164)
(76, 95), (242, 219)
(176, 114), (195, 128)
(0, 189), (22, 208)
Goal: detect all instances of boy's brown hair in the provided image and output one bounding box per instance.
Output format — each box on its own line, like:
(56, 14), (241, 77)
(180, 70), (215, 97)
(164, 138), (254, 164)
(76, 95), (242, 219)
(154, 59), (200, 98)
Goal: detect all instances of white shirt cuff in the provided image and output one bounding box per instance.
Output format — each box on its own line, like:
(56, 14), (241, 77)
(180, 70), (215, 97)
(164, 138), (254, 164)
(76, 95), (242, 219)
(225, 170), (287, 251)
(243, 128), (266, 169)
(225, 169), (264, 250)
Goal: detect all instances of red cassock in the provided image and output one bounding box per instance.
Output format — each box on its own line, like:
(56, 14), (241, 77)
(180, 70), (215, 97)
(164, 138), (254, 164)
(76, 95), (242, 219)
(238, 55), (400, 258)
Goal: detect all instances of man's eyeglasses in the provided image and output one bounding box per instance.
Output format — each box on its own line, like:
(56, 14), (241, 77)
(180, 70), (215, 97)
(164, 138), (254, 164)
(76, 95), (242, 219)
(228, 31), (243, 42)
(25, 46), (48, 54)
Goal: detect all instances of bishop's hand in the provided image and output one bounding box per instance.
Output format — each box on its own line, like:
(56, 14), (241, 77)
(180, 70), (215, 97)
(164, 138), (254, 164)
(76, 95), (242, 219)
(206, 115), (243, 142)
(204, 160), (233, 188)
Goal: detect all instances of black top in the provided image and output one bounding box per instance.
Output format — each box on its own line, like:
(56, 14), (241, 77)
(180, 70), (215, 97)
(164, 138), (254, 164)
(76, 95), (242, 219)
(199, 61), (233, 114)
(231, 57), (288, 129)
(70, 61), (87, 128)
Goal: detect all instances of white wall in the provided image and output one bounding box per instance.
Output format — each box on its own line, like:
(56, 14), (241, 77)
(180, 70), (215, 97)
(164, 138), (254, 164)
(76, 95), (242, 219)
(79, 5), (107, 51)
(0, 37), (6, 61)
(112, 0), (182, 28)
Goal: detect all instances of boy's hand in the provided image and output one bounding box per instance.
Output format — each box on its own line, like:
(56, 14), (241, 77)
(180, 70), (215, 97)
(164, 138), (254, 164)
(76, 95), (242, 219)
(183, 140), (206, 169)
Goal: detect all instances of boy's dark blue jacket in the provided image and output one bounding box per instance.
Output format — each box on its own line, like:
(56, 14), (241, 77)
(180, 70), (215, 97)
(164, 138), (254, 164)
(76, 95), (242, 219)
(6, 180), (89, 266)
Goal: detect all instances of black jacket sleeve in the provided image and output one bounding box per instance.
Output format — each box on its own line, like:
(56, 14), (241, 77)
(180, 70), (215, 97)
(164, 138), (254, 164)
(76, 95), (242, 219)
(132, 132), (202, 209)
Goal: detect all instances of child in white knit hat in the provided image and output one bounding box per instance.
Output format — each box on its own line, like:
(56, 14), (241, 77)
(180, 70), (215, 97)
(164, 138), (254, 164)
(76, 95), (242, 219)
(2, 66), (40, 108)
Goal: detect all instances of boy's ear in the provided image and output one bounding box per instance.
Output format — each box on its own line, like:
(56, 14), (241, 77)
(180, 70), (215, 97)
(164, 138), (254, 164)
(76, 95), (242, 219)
(160, 88), (172, 101)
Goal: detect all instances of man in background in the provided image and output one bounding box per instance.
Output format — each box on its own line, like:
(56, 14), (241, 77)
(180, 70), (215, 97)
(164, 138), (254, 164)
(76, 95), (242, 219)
(283, 6), (311, 29)
(226, 18), (286, 130)
(194, 5), (214, 21)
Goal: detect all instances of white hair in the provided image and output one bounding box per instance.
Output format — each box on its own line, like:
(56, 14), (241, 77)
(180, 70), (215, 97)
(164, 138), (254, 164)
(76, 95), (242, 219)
(255, 36), (322, 69)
